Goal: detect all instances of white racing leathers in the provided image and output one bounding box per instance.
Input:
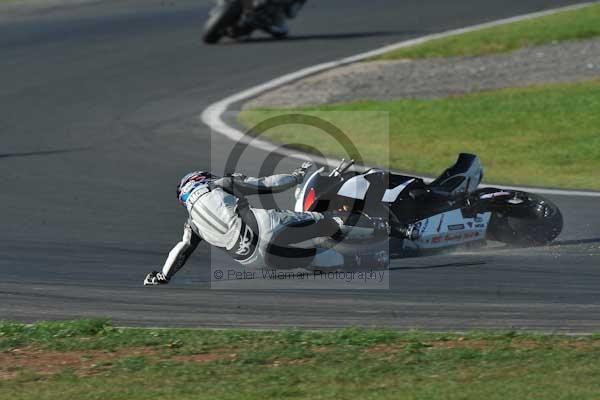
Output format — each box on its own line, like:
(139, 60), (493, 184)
(160, 173), (344, 281)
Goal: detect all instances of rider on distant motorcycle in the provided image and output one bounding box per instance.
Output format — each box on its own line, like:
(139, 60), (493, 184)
(243, 0), (306, 37)
(144, 162), (383, 285)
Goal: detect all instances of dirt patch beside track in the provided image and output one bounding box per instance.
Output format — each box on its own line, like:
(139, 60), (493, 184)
(245, 38), (600, 108)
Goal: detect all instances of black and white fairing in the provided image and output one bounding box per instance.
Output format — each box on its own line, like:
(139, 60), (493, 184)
(294, 153), (563, 254)
(401, 209), (491, 251)
(395, 154), (491, 251)
(294, 154), (491, 252)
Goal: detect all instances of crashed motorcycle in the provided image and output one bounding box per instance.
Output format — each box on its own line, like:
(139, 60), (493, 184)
(203, 0), (305, 44)
(294, 153), (563, 258)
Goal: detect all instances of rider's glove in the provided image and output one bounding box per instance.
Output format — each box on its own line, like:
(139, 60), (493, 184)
(292, 161), (313, 183)
(143, 271), (169, 286)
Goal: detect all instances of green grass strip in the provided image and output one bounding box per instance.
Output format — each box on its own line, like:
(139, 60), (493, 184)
(2, 320), (600, 399)
(373, 4), (600, 60)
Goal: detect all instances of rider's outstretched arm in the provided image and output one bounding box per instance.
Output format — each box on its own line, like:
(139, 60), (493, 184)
(144, 221), (202, 285)
(215, 162), (312, 196)
(162, 221), (202, 280)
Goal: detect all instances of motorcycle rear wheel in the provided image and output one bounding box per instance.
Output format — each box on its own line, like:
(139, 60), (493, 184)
(487, 192), (563, 246)
(202, 0), (243, 44)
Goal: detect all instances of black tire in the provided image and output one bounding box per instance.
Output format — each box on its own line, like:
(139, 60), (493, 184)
(202, 0), (243, 44)
(487, 191), (563, 246)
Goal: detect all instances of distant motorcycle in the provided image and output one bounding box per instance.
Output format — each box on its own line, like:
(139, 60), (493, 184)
(203, 0), (305, 44)
(295, 154), (564, 258)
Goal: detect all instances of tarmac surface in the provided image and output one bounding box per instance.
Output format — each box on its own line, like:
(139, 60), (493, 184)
(2, 0), (599, 332)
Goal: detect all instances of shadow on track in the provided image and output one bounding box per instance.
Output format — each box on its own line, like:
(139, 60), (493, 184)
(550, 237), (600, 246)
(0, 147), (89, 159)
(219, 30), (423, 45)
(389, 261), (487, 271)
(486, 237), (600, 250)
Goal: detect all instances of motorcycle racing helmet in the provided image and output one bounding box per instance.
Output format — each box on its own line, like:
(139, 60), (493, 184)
(177, 171), (213, 205)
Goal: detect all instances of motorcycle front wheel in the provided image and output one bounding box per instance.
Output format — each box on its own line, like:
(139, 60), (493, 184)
(202, 0), (243, 44)
(487, 191), (563, 246)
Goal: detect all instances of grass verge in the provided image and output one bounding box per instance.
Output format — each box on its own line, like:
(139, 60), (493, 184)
(239, 80), (600, 190)
(373, 3), (600, 60)
(2, 320), (600, 399)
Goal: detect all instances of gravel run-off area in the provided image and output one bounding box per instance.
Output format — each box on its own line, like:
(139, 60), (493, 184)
(245, 38), (600, 109)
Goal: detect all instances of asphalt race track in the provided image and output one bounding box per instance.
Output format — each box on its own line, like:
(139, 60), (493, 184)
(2, 0), (600, 332)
